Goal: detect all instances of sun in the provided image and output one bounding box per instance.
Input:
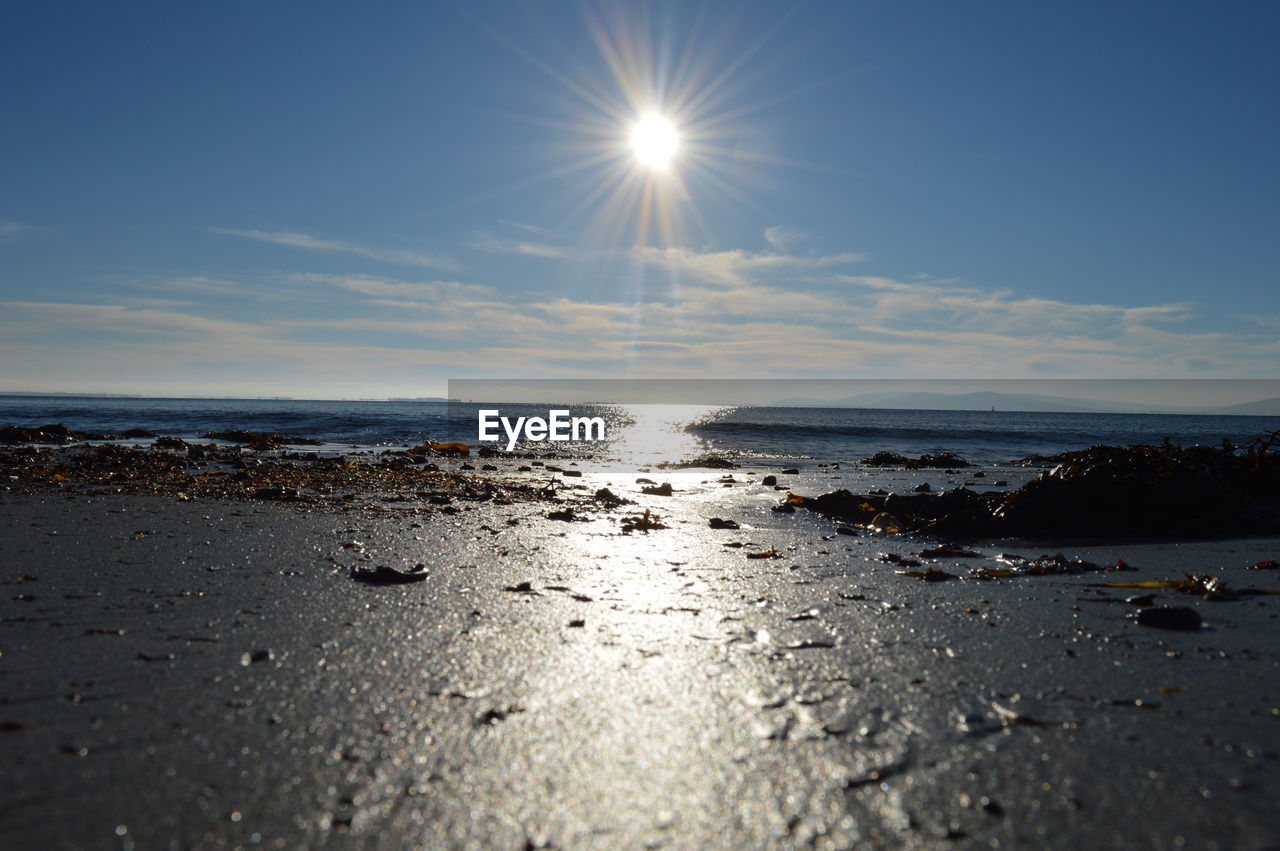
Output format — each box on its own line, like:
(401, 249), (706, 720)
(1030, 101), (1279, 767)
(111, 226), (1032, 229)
(629, 112), (679, 171)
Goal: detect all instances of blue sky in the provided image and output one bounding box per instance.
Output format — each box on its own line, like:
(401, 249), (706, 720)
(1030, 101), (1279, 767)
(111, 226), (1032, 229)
(2, 0), (1278, 399)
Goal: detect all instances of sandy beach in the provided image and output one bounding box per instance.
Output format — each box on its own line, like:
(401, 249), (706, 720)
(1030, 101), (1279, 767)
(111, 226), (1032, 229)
(4, 450), (1279, 849)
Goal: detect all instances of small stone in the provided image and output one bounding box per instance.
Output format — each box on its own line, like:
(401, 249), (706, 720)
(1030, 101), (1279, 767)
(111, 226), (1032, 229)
(1133, 606), (1201, 631)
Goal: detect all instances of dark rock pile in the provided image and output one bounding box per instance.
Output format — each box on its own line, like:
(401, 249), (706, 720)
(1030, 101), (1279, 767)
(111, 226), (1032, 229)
(793, 435), (1280, 539)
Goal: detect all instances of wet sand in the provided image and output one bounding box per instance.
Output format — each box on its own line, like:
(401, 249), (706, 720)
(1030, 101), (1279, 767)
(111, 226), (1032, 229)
(3, 460), (1280, 849)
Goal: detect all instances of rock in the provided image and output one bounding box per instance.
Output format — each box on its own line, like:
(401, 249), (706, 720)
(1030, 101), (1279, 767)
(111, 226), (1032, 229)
(798, 489), (881, 520)
(709, 517), (740, 529)
(202, 430), (322, 449)
(781, 468), (799, 475)
(1132, 605), (1201, 631)
(913, 482), (931, 492)
(762, 475), (777, 486)
(641, 483), (674, 496)
(869, 513), (903, 533)
(253, 486), (302, 500)
(240, 649), (275, 665)
(836, 526), (857, 536)
(662, 456), (738, 469)
(0, 423), (88, 444)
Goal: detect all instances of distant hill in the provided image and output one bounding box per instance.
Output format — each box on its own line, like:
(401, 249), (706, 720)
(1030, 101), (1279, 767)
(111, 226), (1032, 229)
(1210, 396), (1280, 416)
(769, 391), (1280, 416)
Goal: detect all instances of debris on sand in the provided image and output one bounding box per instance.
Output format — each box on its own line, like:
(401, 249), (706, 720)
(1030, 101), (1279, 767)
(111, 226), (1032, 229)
(1103, 573), (1280, 601)
(351, 563), (430, 584)
(593, 487), (633, 506)
(0, 441), (549, 506)
(621, 509), (667, 533)
(918, 545), (982, 558)
(968, 554), (1134, 580)
(897, 567), (958, 582)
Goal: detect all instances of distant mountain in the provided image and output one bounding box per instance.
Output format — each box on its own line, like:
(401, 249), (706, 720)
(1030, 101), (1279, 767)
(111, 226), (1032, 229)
(769, 391), (1280, 416)
(1210, 396), (1280, 416)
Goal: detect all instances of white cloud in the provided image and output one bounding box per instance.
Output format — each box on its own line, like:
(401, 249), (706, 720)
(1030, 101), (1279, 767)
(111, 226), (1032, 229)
(763, 226), (806, 251)
(212, 228), (457, 270)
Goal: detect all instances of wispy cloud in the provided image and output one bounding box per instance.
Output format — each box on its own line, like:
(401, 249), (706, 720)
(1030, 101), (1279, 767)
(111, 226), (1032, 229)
(1237, 313), (1280, 328)
(498, 219), (547, 234)
(0, 220), (38, 243)
(212, 228), (457, 270)
(293, 272), (496, 301)
(469, 237), (573, 259)
(4, 240), (1276, 396)
(633, 245), (865, 286)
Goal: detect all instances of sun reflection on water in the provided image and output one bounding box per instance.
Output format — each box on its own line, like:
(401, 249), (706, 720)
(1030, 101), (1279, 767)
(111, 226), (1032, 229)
(607, 403), (733, 467)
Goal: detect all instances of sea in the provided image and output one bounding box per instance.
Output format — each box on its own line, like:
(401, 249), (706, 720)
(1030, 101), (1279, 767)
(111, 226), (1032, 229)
(2, 394), (1277, 467)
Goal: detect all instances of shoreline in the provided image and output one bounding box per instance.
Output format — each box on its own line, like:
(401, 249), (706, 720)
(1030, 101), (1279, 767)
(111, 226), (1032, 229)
(3, 440), (1280, 847)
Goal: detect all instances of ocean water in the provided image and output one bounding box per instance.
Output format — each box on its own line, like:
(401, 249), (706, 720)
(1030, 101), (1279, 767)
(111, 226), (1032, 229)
(3, 394), (1277, 466)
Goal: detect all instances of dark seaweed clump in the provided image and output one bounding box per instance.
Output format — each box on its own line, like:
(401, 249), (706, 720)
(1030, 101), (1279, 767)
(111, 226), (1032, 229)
(860, 450), (974, 469)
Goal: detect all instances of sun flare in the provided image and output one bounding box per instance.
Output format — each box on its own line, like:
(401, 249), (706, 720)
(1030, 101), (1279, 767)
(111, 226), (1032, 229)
(629, 113), (679, 171)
